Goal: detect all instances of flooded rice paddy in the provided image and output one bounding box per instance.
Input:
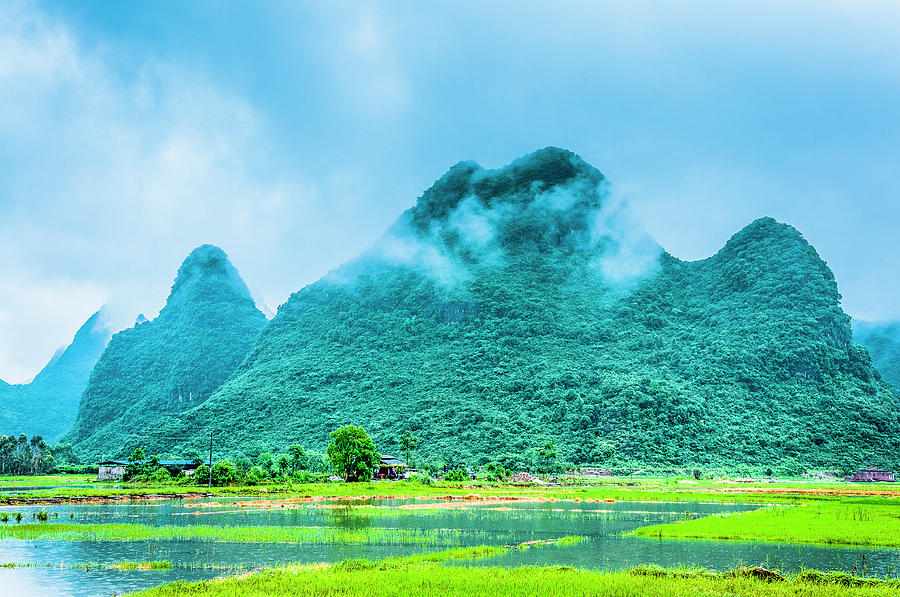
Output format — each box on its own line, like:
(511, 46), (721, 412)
(0, 496), (897, 596)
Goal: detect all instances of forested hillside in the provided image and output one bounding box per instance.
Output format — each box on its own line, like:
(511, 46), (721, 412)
(65, 245), (267, 459)
(0, 310), (111, 441)
(853, 321), (900, 395)
(75, 148), (899, 473)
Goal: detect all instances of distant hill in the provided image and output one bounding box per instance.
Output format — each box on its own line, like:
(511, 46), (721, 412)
(853, 321), (900, 395)
(64, 245), (267, 459)
(0, 310), (112, 442)
(95, 147), (897, 475)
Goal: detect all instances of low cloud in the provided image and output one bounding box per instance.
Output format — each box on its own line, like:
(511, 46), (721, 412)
(589, 186), (663, 287)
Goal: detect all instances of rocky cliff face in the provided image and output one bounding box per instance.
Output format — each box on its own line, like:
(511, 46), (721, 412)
(65, 245), (267, 458)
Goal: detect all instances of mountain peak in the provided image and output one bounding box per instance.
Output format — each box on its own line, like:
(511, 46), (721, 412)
(409, 147), (604, 232)
(169, 244), (252, 300)
(719, 217), (813, 261)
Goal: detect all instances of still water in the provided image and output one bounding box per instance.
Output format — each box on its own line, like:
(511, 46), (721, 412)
(0, 497), (896, 596)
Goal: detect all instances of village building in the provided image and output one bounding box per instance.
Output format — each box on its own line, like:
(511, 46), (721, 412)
(845, 467), (896, 482)
(375, 455), (408, 480)
(96, 459), (208, 481)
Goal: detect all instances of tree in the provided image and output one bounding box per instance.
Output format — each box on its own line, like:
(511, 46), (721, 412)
(257, 452), (274, 477)
(277, 454), (291, 476)
(289, 444), (307, 473)
(327, 425), (379, 482)
(398, 431), (418, 466)
(211, 460), (240, 486)
(485, 462), (511, 482)
(30, 436), (44, 474)
(125, 447), (147, 481)
(537, 440), (558, 474)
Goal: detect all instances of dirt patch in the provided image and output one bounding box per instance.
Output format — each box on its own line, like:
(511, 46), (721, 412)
(399, 497), (546, 509)
(1, 492), (216, 506)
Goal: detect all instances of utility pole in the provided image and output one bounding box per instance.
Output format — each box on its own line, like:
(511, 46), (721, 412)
(208, 430), (214, 489)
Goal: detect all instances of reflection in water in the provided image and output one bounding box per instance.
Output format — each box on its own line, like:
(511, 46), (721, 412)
(0, 497), (897, 597)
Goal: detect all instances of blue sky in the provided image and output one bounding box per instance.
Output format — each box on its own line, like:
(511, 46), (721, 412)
(1, 0), (898, 382)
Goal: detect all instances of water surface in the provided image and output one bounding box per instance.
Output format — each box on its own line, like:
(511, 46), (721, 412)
(0, 496), (896, 596)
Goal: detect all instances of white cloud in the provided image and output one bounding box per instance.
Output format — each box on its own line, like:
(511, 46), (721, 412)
(0, 2), (313, 381)
(328, 4), (410, 117)
(0, 266), (106, 384)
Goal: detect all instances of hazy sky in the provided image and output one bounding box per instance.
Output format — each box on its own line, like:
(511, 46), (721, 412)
(1, 0), (898, 383)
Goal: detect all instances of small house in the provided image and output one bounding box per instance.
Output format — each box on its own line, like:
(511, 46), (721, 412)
(97, 460), (128, 481)
(96, 459), (208, 481)
(846, 467), (896, 483)
(375, 455), (408, 480)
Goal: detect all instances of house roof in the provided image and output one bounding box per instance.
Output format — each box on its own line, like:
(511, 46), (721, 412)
(380, 454), (407, 467)
(98, 459), (209, 467)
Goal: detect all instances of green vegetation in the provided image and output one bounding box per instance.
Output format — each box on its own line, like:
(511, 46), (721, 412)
(64, 245), (267, 459)
(0, 474), (95, 486)
(0, 522), (503, 546)
(854, 320), (900, 395)
(111, 148), (898, 473)
(0, 434), (54, 475)
(443, 467), (470, 482)
(5, 475), (900, 505)
(0, 310), (110, 442)
(129, 558), (900, 597)
(327, 425), (379, 482)
(633, 500), (900, 547)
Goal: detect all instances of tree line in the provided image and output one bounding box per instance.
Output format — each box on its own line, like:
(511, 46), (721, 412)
(0, 434), (87, 476)
(0, 434), (52, 475)
(120, 425), (560, 486)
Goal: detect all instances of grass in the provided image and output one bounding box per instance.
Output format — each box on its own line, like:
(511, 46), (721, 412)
(6, 475), (900, 505)
(127, 556), (900, 597)
(0, 474), (98, 487)
(0, 522), (507, 546)
(633, 500), (900, 547)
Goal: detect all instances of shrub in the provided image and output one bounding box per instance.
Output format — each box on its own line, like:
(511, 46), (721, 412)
(444, 468), (469, 483)
(292, 470), (326, 484)
(194, 464), (210, 486)
(148, 467), (172, 484)
(211, 460), (240, 486)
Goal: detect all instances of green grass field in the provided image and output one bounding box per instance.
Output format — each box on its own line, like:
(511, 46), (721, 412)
(0, 522), (505, 546)
(128, 557), (900, 597)
(0, 474), (98, 487)
(4, 475), (899, 505)
(632, 499), (900, 547)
